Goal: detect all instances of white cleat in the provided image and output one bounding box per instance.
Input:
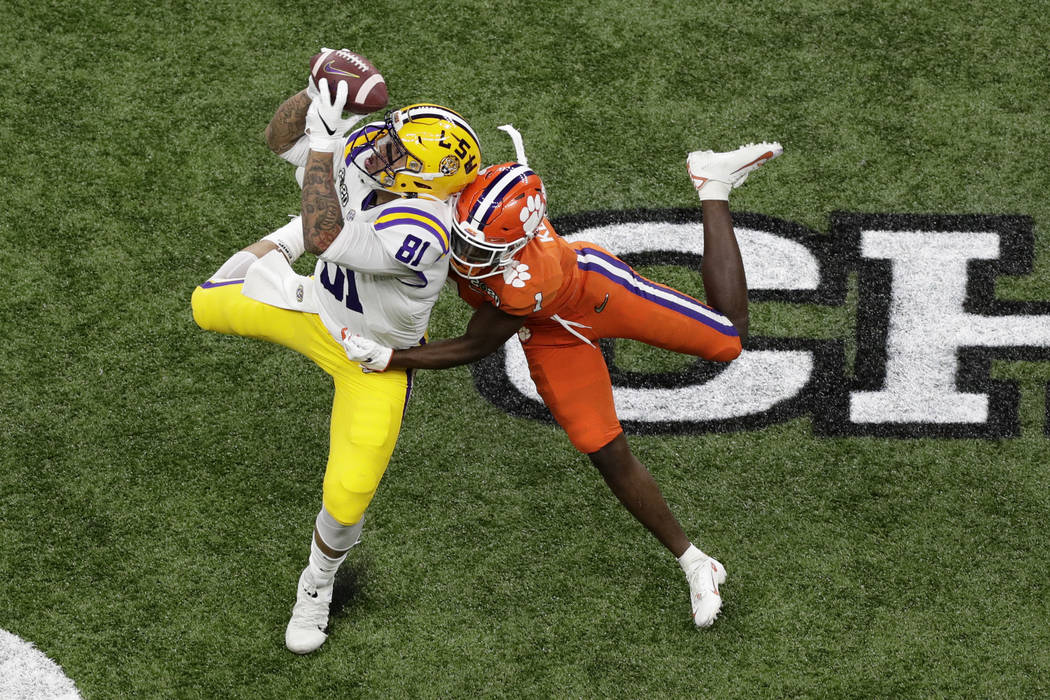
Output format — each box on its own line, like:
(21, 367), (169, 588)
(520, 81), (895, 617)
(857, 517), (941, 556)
(285, 567), (333, 654)
(687, 142), (783, 196)
(686, 556), (727, 628)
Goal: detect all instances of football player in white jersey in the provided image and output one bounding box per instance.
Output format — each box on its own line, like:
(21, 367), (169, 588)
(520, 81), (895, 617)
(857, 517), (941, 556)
(191, 71), (481, 654)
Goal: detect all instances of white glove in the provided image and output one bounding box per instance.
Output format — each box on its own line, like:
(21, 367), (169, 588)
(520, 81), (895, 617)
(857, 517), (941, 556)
(305, 78), (362, 152)
(340, 329), (393, 372)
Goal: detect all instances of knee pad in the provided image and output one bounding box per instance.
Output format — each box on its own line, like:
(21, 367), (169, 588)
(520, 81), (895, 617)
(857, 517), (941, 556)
(322, 466), (381, 526)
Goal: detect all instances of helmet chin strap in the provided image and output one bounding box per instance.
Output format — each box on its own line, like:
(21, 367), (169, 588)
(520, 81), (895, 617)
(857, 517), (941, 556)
(498, 124), (528, 167)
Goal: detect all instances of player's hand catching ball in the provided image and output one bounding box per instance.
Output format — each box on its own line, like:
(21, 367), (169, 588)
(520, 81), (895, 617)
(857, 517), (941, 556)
(305, 79), (362, 152)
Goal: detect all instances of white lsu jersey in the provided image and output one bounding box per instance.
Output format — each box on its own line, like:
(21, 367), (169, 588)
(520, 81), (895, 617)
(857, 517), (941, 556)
(280, 123), (453, 349)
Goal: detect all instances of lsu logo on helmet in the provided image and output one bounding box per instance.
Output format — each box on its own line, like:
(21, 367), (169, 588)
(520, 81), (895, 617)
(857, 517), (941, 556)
(439, 155), (461, 176)
(352, 103), (481, 201)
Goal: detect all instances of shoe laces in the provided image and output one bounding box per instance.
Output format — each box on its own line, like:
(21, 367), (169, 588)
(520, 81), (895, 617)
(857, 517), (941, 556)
(291, 578), (332, 629)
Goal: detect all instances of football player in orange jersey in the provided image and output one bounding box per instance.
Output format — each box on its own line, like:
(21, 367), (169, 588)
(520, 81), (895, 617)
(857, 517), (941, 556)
(342, 140), (782, 627)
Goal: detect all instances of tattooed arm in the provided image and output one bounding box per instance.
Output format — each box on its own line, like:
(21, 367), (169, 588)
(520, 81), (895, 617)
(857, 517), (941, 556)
(264, 90), (310, 155)
(266, 89), (343, 253)
(297, 80), (360, 254)
(300, 149), (342, 254)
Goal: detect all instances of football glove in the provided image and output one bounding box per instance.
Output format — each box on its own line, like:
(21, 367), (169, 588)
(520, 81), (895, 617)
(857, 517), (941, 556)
(305, 78), (361, 152)
(340, 329), (393, 372)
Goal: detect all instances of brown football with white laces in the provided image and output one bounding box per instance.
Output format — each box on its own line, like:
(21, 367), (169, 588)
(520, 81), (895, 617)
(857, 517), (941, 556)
(308, 49), (389, 115)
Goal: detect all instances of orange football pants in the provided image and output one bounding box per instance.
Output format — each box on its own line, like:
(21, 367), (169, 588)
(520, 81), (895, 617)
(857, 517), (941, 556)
(522, 243), (741, 454)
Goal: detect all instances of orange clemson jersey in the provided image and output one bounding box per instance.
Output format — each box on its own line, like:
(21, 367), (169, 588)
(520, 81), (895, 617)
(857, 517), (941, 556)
(452, 216), (741, 361)
(449, 215), (742, 454)
(452, 219), (583, 319)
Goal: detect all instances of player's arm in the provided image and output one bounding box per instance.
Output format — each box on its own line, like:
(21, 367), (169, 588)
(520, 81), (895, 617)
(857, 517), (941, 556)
(341, 303), (526, 372)
(264, 90), (310, 156)
(300, 80), (355, 254)
(301, 150), (342, 254)
(390, 304), (525, 369)
(699, 200), (749, 342)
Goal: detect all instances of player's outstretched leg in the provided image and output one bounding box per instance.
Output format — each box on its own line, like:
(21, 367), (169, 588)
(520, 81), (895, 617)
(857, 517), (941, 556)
(687, 141), (781, 343)
(669, 141), (781, 628)
(687, 142), (782, 200)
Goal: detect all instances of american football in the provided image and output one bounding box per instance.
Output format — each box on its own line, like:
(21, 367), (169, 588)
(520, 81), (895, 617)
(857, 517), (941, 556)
(309, 48), (389, 114)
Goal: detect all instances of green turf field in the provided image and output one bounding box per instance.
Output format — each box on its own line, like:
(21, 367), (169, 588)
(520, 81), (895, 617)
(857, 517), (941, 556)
(3, 1), (1049, 697)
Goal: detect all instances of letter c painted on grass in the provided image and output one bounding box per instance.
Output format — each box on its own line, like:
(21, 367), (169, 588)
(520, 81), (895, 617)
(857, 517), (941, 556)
(470, 209), (1050, 439)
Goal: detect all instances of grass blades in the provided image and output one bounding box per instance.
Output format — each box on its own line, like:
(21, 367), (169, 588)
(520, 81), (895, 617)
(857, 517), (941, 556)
(2, 0), (1048, 697)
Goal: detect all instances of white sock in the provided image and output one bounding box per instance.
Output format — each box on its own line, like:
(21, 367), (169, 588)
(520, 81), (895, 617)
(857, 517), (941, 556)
(308, 538), (347, 587)
(212, 250), (257, 279)
(263, 216), (305, 263)
(697, 180), (732, 201)
(677, 544), (707, 573)
(307, 508), (364, 586)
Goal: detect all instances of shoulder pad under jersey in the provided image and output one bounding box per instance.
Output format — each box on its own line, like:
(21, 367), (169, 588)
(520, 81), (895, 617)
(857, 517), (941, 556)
(371, 201), (452, 270)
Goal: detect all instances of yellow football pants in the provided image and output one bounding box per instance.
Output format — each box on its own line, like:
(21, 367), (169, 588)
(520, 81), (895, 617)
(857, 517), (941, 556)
(191, 279), (410, 525)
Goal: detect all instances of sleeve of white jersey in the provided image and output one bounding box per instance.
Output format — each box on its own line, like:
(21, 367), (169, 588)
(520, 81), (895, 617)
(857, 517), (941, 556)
(277, 121), (376, 167)
(276, 135), (311, 167)
(321, 204), (451, 275)
(281, 122), (382, 184)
